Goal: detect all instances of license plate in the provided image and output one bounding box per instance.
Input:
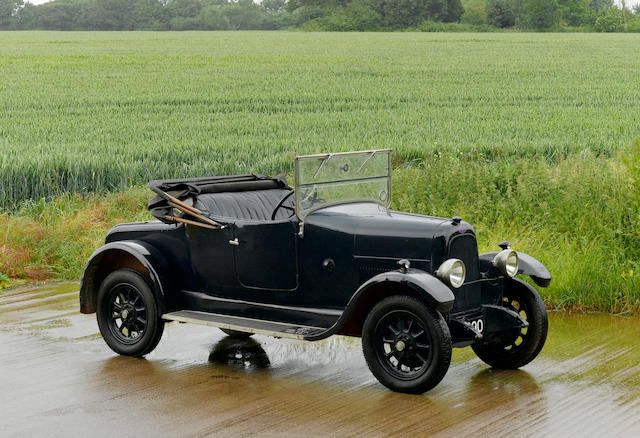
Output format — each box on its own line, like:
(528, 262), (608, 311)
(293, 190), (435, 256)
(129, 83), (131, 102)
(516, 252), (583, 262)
(470, 318), (484, 333)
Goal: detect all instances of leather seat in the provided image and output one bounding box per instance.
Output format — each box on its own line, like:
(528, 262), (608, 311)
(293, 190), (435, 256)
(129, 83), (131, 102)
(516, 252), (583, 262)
(194, 188), (294, 221)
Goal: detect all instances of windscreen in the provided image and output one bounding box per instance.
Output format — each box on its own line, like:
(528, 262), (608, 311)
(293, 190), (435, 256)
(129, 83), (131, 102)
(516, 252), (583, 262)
(294, 149), (391, 220)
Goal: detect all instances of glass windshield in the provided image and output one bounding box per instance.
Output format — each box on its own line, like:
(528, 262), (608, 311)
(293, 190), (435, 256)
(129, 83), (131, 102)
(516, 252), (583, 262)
(294, 149), (391, 220)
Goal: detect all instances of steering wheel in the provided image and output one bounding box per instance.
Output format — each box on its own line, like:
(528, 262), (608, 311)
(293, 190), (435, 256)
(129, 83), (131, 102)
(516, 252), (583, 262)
(270, 190), (296, 220)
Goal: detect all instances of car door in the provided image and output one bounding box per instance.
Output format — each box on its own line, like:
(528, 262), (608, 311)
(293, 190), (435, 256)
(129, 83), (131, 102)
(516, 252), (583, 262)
(187, 223), (238, 291)
(234, 220), (299, 291)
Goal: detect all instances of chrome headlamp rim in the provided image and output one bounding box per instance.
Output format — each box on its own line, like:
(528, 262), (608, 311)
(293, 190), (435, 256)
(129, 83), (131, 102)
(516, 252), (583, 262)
(436, 258), (466, 289)
(492, 249), (519, 277)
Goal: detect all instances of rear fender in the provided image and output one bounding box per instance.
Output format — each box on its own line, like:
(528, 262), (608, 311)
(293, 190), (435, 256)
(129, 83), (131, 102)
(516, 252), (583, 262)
(479, 251), (551, 287)
(79, 241), (173, 314)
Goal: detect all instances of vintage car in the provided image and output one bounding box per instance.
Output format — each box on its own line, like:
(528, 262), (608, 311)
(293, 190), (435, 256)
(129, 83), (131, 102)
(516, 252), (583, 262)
(80, 149), (550, 394)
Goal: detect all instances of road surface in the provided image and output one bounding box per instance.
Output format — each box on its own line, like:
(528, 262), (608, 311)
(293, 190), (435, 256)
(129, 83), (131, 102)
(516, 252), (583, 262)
(1, 282), (639, 437)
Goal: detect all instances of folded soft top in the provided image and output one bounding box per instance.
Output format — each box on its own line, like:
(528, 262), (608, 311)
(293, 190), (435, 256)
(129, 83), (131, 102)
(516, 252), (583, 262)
(148, 174), (290, 224)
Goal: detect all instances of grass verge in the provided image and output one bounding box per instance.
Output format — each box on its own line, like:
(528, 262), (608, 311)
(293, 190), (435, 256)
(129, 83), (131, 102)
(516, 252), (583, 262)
(2, 144), (638, 313)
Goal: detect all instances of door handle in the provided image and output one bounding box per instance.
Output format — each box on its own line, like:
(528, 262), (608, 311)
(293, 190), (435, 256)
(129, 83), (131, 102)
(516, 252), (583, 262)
(228, 238), (239, 246)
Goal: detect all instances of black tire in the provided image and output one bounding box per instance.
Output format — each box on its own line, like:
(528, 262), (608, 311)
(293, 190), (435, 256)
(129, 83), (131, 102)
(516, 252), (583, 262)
(362, 295), (452, 394)
(220, 328), (254, 338)
(472, 278), (548, 369)
(96, 269), (164, 357)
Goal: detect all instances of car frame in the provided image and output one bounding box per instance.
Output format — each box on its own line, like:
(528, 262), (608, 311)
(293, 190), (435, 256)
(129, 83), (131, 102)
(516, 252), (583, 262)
(80, 149), (550, 393)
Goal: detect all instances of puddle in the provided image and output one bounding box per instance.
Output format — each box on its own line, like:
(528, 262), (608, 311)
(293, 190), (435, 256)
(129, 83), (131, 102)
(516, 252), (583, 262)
(1, 282), (639, 437)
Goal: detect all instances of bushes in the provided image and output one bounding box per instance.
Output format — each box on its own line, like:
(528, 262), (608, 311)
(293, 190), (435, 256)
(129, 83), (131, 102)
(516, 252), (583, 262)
(461, 0), (487, 25)
(594, 6), (624, 31)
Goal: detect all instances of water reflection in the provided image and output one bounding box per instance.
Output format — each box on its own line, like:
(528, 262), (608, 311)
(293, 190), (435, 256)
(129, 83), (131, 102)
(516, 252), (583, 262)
(208, 335), (271, 369)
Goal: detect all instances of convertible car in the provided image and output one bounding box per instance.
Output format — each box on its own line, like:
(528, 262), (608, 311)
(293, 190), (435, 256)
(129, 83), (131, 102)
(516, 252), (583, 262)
(80, 149), (550, 393)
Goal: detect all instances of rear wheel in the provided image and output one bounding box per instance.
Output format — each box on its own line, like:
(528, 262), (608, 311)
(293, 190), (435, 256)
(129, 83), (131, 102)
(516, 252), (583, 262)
(362, 295), (452, 394)
(96, 269), (164, 357)
(472, 279), (548, 369)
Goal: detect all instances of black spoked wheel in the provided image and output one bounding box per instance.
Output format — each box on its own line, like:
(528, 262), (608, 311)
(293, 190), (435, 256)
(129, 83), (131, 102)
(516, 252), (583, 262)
(472, 278), (548, 369)
(97, 269), (164, 357)
(362, 295), (451, 394)
(106, 283), (148, 344)
(374, 311), (434, 380)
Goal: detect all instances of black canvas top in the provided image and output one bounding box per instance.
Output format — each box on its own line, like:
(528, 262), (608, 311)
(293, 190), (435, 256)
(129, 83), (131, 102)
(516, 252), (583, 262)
(148, 174), (291, 223)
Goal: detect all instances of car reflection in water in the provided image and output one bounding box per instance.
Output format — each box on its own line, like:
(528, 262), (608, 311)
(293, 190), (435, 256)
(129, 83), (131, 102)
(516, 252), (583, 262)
(208, 335), (271, 370)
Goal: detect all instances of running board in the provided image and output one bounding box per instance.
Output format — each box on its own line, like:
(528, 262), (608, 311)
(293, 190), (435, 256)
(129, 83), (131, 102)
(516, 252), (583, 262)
(162, 310), (327, 340)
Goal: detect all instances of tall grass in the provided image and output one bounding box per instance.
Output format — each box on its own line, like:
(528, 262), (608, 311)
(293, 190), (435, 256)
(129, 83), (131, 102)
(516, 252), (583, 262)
(1, 32), (640, 206)
(393, 143), (640, 313)
(1, 145), (638, 312)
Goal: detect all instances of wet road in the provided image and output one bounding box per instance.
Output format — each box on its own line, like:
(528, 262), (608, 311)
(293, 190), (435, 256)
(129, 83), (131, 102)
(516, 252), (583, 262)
(1, 283), (639, 438)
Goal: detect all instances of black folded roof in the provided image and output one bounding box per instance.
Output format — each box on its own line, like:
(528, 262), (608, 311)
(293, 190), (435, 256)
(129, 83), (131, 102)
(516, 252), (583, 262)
(147, 174), (290, 222)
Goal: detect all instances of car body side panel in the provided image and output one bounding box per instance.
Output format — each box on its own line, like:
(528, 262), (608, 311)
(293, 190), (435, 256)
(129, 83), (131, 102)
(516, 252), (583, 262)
(235, 220), (299, 291)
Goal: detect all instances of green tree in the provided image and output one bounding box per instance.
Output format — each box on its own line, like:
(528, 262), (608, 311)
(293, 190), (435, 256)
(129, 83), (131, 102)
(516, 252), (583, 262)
(223, 0), (264, 29)
(32, 1), (76, 30)
(0, 0), (24, 29)
(589, 0), (613, 12)
(486, 0), (514, 27)
(594, 5), (623, 31)
(557, 0), (591, 26)
(522, 0), (558, 29)
(461, 0), (486, 25)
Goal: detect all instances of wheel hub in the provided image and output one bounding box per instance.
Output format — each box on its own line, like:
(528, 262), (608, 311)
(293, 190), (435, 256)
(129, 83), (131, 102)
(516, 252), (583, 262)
(121, 304), (136, 322)
(394, 333), (415, 353)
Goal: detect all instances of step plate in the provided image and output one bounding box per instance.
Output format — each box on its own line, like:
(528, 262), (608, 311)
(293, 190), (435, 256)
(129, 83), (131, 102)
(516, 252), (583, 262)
(162, 310), (327, 340)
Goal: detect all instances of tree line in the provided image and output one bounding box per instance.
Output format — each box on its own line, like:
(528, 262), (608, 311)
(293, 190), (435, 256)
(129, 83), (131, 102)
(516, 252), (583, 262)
(0, 0), (639, 31)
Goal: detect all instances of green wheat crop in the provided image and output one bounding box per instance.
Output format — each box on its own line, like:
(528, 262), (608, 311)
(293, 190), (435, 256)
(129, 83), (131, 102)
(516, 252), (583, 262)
(1, 31), (639, 206)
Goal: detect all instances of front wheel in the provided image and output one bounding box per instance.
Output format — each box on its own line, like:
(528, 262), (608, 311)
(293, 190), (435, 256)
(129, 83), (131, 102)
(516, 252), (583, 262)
(96, 269), (165, 357)
(362, 295), (452, 394)
(472, 278), (548, 369)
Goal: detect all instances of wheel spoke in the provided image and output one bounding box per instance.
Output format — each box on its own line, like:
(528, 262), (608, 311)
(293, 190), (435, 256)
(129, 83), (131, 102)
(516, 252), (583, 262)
(382, 337), (394, 344)
(136, 316), (146, 326)
(135, 306), (146, 313)
(405, 319), (413, 333)
(415, 353), (427, 366)
(388, 324), (399, 336)
(133, 321), (144, 333)
(412, 329), (424, 338)
(416, 342), (430, 350)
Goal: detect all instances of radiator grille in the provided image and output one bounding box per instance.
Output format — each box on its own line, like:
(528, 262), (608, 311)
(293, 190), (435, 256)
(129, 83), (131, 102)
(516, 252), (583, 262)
(448, 233), (481, 312)
(448, 233), (480, 281)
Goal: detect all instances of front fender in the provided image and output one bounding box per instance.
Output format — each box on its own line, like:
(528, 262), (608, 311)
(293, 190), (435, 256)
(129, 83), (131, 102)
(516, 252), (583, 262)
(353, 269), (455, 313)
(79, 241), (173, 314)
(479, 251), (551, 288)
(305, 268), (455, 340)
